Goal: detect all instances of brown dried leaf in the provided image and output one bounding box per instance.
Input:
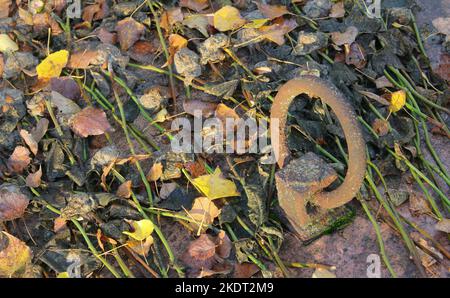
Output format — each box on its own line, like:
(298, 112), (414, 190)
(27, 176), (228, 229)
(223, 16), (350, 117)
(331, 26), (359, 46)
(180, 0), (209, 12)
(160, 7), (184, 32)
(7, 146), (31, 173)
(409, 192), (432, 216)
(20, 130), (38, 156)
(82, 0), (109, 23)
(181, 234), (217, 270)
(375, 76), (394, 89)
(435, 219), (450, 233)
(0, 232), (32, 277)
(345, 42), (366, 69)
(117, 180), (132, 199)
(96, 28), (117, 45)
(26, 166), (42, 188)
(115, 17), (146, 51)
(183, 99), (217, 117)
(54, 216), (67, 233)
(147, 162), (163, 182)
(258, 17), (298, 45)
(215, 103), (240, 126)
(233, 263), (260, 278)
(215, 230), (231, 259)
(186, 197), (221, 233)
(372, 119), (389, 137)
(256, 3), (290, 20)
(0, 184), (30, 221)
(329, 1), (345, 18)
(129, 41), (156, 64)
(69, 107), (112, 138)
(358, 90), (391, 106)
(433, 53), (450, 82)
(184, 161), (207, 178)
(67, 50), (101, 69)
(0, 0), (11, 18)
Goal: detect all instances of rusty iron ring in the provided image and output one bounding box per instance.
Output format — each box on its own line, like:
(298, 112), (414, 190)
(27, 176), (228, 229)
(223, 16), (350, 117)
(270, 76), (366, 209)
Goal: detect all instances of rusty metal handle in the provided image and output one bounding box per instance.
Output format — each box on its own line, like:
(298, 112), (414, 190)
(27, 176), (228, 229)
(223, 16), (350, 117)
(270, 76), (366, 209)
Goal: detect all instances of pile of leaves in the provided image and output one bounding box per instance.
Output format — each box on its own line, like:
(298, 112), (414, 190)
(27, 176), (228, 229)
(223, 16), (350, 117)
(0, 0), (449, 278)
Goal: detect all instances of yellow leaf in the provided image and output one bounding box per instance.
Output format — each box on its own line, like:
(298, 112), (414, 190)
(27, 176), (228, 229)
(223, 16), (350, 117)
(123, 219), (154, 241)
(36, 50), (69, 80)
(127, 236), (154, 256)
(0, 34), (19, 53)
(213, 6), (246, 32)
(0, 232), (32, 277)
(389, 90), (406, 112)
(57, 272), (70, 278)
(243, 18), (269, 29)
(190, 168), (240, 200)
(185, 196), (221, 233)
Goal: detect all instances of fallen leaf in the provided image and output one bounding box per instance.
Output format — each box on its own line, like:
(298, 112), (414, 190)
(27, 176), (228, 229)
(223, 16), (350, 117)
(128, 41), (156, 64)
(67, 50), (101, 69)
(358, 90), (391, 106)
(96, 27), (117, 44)
(184, 161), (207, 178)
(215, 103), (240, 126)
(69, 107), (112, 138)
(82, 0), (109, 23)
(160, 7), (184, 32)
(0, 34), (18, 53)
(372, 119), (389, 137)
(389, 90), (406, 113)
(36, 50), (69, 80)
(116, 180), (132, 198)
(213, 6), (246, 32)
(329, 1), (345, 18)
(115, 17), (145, 51)
(331, 26), (359, 46)
(147, 162), (163, 182)
(154, 108), (168, 123)
(258, 17), (298, 45)
(50, 77), (81, 100)
(7, 146), (31, 173)
(26, 166), (42, 188)
(20, 130), (38, 156)
(0, 184), (29, 221)
(215, 230), (231, 258)
(185, 197), (221, 233)
(183, 99), (217, 117)
(256, 3), (290, 20)
(18, 7), (33, 25)
(183, 14), (210, 37)
(345, 42), (366, 69)
(123, 219), (155, 241)
(0, 0), (11, 18)
(435, 219), (450, 233)
(127, 236), (154, 256)
(0, 232), (32, 277)
(181, 234), (216, 270)
(233, 262), (260, 278)
(375, 76), (394, 89)
(54, 216), (67, 232)
(167, 34), (188, 65)
(51, 91), (81, 115)
(190, 168), (240, 200)
(433, 53), (449, 82)
(409, 192), (432, 216)
(180, 0), (209, 12)
(312, 268), (336, 278)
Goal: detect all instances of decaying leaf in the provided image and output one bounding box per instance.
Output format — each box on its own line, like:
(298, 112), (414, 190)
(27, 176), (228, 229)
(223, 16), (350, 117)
(256, 3), (290, 20)
(116, 180), (132, 198)
(0, 0), (11, 18)
(180, 0), (209, 12)
(215, 103), (240, 126)
(20, 130), (38, 156)
(215, 230), (232, 259)
(7, 146), (31, 173)
(372, 119), (389, 137)
(115, 17), (145, 51)
(181, 234), (217, 270)
(183, 14), (209, 37)
(69, 107), (112, 138)
(190, 168), (240, 200)
(331, 26), (359, 46)
(183, 99), (217, 117)
(233, 262), (260, 278)
(435, 219), (450, 233)
(26, 166), (42, 188)
(147, 162), (163, 182)
(213, 6), (246, 32)
(160, 7), (184, 32)
(67, 50), (101, 69)
(329, 1), (345, 18)
(36, 50), (69, 80)
(0, 232), (32, 277)
(389, 90), (406, 113)
(0, 184), (29, 221)
(185, 197), (221, 233)
(82, 0), (109, 23)
(258, 17), (298, 45)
